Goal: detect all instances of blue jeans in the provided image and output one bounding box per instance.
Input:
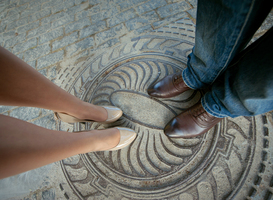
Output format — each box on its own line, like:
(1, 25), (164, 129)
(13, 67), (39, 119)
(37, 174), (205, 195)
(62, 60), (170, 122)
(183, 0), (273, 118)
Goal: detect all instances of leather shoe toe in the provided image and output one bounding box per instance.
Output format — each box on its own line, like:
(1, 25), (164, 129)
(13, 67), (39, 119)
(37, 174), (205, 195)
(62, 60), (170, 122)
(164, 102), (222, 138)
(148, 73), (191, 98)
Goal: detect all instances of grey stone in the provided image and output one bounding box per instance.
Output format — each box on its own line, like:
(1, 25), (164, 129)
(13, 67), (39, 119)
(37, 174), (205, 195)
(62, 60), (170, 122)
(41, 108), (52, 116)
(13, 38), (37, 53)
(125, 11), (159, 31)
(51, 0), (75, 14)
(153, 11), (188, 28)
(107, 8), (137, 27)
(0, 9), (8, 20)
(29, 0), (48, 8)
(135, 24), (153, 34)
(4, 2), (17, 9)
(66, 2), (89, 15)
(75, 10), (89, 20)
(1, 13), (20, 26)
(4, 33), (27, 48)
(37, 50), (64, 69)
(79, 20), (106, 39)
(0, 25), (6, 33)
(32, 114), (56, 130)
(10, 107), (41, 121)
(29, 8), (51, 22)
(3, 30), (17, 39)
(129, 0), (148, 5)
(89, 0), (100, 5)
(21, 5), (41, 18)
(41, 188), (55, 200)
(27, 23), (51, 39)
(157, 1), (191, 18)
(27, 60), (36, 68)
(52, 32), (78, 51)
(16, 52), (24, 59)
(1, 111), (9, 116)
(0, 163), (54, 200)
(166, 0), (181, 2)
(66, 37), (94, 56)
(257, 11), (273, 34)
(51, 15), (74, 29)
(6, 17), (28, 31)
(17, 21), (40, 33)
(18, 0), (32, 5)
(42, 0), (63, 9)
(39, 28), (63, 44)
(119, 1), (133, 11)
(41, 12), (67, 25)
(88, 4), (101, 14)
(100, 37), (120, 48)
(0, 105), (17, 113)
(136, 0), (167, 15)
(38, 68), (47, 77)
(91, 7), (119, 24)
(0, 3), (6, 13)
(187, 0), (197, 7)
(16, 16), (29, 26)
(75, 0), (88, 5)
(6, 4), (28, 16)
(187, 8), (197, 20)
(0, 33), (3, 46)
(10, 0), (19, 4)
(48, 66), (57, 79)
(24, 43), (51, 61)
(65, 17), (91, 34)
(95, 23), (127, 46)
(28, 0), (51, 9)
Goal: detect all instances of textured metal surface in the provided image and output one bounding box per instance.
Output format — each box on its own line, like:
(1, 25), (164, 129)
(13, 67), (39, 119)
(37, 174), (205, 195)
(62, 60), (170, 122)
(55, 18), (273, 200)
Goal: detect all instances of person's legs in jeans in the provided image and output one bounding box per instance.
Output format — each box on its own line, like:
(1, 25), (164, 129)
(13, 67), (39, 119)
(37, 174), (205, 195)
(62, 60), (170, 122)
(203, 26), (273, 118)
(149, 0), (273, 137)
(148, 0), (273, 97)
(183, 0), (273, 90)
(164, 25), (273, 138)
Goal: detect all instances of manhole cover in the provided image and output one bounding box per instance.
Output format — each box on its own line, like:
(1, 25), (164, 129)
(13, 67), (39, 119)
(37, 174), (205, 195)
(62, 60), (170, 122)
(56, 18), (273, 200)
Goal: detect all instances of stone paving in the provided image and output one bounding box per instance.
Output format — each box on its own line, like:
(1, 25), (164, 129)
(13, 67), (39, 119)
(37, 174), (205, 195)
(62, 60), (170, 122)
(0, 0), (273, 199)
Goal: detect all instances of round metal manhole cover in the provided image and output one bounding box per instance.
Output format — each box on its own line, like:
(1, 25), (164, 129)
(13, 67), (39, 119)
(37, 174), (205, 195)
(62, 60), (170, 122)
(56, 18), (273, 200)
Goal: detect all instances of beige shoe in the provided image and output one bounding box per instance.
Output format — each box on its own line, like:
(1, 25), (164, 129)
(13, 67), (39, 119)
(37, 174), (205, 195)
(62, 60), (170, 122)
(54, 106), (122, 123)
(108, 127), (137, 151)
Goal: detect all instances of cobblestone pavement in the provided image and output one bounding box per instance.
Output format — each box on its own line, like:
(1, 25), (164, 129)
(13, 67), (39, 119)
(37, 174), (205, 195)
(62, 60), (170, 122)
(0, 0), (272, 199)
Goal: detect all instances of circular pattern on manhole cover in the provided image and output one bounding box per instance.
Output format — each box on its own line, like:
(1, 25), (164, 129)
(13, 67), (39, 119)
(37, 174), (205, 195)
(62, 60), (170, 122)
(57, 18), (273, 200)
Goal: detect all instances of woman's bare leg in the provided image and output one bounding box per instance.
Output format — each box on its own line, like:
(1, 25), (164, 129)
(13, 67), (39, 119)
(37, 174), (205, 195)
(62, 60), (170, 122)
(0, 114), (120, 179)
(0, 46), (107, 122)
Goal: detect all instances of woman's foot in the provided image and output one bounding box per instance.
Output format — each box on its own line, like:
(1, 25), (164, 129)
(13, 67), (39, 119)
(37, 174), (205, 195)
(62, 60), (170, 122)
(79, 127), (136, 153)
(55, 102), (122, 123)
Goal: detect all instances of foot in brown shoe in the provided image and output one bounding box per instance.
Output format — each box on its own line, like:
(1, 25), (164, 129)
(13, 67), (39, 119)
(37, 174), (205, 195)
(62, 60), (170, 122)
(164, 102), (223, 138)
(147, 73), (191, 98)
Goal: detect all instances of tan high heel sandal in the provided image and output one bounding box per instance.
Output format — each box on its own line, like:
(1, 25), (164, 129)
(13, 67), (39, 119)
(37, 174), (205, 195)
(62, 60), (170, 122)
(54, 106), (122, 123)
(108, 127), (137, 151)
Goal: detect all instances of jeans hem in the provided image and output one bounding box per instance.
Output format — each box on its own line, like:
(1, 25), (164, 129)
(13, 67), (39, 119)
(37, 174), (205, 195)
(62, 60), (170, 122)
(182, 69), (197, 90)
(201, 95), (227, 118)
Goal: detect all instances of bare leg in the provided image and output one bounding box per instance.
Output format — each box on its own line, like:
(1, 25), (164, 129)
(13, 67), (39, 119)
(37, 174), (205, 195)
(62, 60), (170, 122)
(0, 46), (107, 122)
(0, 114), (120, 179)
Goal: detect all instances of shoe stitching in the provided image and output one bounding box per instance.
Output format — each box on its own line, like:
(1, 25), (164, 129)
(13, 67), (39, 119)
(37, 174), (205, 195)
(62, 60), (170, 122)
(190, 105), (219, 128)
(172, 74), (188, 91)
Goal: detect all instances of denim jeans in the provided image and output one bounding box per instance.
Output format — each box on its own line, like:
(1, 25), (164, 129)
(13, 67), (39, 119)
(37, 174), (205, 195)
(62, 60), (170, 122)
(183, 0), (273, 118)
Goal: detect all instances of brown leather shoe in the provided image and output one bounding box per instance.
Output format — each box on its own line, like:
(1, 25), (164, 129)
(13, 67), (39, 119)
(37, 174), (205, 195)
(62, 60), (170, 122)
(164, 102), (222, 138)
(147, 73), (191, 98)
